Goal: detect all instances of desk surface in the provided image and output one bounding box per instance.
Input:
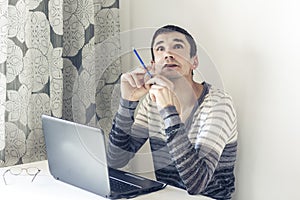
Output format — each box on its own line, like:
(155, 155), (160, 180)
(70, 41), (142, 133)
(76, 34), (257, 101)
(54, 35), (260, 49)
(0, 160), (212, 200)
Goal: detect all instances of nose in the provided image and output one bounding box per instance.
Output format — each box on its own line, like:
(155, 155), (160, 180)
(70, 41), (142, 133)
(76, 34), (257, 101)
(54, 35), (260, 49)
(164, 51), (175, 60)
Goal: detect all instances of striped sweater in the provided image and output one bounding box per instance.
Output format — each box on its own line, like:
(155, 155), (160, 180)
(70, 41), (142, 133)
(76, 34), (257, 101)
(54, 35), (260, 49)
(108, 82), (238, 200)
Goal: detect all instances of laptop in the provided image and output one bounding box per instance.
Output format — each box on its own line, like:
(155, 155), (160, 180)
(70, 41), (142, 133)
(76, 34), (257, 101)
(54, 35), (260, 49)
(41, 115), (166, 199)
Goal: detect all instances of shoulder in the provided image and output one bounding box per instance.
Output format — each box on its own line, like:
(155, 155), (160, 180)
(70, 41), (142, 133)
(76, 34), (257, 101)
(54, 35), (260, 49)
(204, 85), (238, 142)
(207, 84), (233, 100)
(200, 84), (237, 122)
(204, 85), (236, 108)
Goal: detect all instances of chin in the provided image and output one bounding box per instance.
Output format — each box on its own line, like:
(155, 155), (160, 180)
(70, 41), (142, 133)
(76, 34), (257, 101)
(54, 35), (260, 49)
(161, 70), (183, 80)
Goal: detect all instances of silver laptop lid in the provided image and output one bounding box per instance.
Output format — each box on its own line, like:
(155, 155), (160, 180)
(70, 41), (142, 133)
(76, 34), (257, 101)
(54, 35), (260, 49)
(42, 115), (111, 198)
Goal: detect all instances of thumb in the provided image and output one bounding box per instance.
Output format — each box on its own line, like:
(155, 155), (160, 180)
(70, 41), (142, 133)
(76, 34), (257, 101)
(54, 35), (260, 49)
(149, 88), (156, 102)
(150, 93), (156, 102)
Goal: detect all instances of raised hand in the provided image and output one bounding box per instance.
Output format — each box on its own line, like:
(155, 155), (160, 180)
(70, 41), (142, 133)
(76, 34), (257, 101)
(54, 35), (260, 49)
(120, 67), (152, 101)
(146, 75), (180, 112)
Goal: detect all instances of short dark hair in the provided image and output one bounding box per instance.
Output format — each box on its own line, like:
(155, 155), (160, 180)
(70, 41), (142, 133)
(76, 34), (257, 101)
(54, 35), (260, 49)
(150, 25), (197, 61)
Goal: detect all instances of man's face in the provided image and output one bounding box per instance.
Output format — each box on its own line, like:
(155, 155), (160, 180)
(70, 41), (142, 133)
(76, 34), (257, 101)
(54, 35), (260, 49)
(152, 32), (198, 80)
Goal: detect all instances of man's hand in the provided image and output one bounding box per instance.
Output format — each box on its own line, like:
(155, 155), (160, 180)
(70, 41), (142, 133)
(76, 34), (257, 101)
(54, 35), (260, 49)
(121, 67), (152, 101)
(146, 75), (180, 112)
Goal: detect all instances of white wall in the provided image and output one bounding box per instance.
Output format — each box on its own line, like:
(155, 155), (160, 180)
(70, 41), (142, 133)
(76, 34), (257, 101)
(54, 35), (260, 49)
(119, 1), (300, 199)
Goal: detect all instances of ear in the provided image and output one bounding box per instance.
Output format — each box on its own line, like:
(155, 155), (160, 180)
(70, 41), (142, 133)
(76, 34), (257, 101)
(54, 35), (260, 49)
(150, 60), (156, 74)
(191, 56), (199, 70)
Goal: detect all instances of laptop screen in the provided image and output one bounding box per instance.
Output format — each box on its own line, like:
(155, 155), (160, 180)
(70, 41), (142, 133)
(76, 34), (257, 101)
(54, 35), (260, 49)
(42, 115), (167, 199)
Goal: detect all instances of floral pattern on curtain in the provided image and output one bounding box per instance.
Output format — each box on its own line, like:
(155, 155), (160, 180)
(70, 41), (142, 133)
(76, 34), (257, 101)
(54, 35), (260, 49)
(0, 0), (120, 167)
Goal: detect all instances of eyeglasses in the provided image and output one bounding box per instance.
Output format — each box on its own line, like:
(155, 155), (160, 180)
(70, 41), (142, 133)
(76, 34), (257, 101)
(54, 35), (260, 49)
(2, 167), (41, 185)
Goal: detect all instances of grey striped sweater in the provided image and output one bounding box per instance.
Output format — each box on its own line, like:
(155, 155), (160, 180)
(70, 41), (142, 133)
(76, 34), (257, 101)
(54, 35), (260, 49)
(108, 82), (238, 200)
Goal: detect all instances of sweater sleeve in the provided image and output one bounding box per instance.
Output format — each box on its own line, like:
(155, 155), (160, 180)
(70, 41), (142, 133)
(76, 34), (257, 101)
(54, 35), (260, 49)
(107, 98), (149, 168)
(160, 92), (237, 195)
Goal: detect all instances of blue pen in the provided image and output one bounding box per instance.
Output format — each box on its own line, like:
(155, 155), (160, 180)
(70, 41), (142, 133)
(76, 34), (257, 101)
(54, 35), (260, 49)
(133, 48), (153, 78)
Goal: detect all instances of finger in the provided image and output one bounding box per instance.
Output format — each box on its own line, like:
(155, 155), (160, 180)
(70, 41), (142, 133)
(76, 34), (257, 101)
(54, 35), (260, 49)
(123, 67), (148, 87)
(131, 73), (144, 88)
(149, 84), (164, 90)
(150, 93), (156, 102)
(133, 65), (153, 75)
(146, 76), (174, 90)
(148, 89), (156, 102)
(122, 73), (137, 87)
(132, 66), (147, 73)
(143, 66), (153, 83)
(130, 66), (153, 86)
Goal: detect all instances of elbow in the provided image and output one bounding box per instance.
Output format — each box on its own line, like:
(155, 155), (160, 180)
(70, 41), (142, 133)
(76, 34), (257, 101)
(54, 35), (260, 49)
(107, 157), (128, 169)
(187, 190), (198, 195)
(107, 149), (134, 169)
(186, 188), (203, 196)
(185, 173), (212, 195)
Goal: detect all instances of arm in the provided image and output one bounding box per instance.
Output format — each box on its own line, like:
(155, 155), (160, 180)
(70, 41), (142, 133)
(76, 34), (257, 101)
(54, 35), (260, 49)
(107, 68), (152, 168)
(107, 98), (150, 168)
(161, 91), (237, 194)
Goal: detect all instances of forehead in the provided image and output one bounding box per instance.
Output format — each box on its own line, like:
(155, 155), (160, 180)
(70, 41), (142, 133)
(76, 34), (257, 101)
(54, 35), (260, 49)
(153, 32), (189, 46)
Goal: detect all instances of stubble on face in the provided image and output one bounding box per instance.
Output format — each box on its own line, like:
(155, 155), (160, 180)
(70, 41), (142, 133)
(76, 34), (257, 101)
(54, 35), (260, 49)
(152, 32), (195, 81)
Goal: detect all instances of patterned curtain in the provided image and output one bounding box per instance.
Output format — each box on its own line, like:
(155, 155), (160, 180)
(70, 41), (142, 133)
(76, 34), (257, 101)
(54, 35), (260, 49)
(0, 0), (120, 167)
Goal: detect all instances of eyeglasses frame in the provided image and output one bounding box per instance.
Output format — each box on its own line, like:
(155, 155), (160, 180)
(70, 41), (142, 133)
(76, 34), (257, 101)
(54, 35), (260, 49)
(2, 167), (41, 185)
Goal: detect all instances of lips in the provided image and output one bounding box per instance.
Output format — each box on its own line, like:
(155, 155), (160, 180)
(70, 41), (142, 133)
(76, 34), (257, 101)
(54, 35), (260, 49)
(163, 64), (179, 68)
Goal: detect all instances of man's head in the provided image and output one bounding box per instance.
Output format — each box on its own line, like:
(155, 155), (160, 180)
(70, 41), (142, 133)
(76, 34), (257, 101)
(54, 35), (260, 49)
(151, 25), (197, 61)
(150, 25), (198, 79)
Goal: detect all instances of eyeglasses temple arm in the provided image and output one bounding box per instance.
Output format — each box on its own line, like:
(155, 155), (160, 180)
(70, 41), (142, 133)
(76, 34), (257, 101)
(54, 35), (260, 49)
(2, 169), (10, 185)
(31, 169), (41, 182)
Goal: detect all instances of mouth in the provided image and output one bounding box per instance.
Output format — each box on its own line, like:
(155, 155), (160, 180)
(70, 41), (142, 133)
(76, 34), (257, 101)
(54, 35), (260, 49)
(163, 64), (179, 69)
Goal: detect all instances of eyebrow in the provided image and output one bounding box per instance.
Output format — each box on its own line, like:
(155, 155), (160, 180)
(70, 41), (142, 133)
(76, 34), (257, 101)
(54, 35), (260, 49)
(154, 38), (186, 47)
(173, 38), (185, 44)
(154, 40), (164, 47)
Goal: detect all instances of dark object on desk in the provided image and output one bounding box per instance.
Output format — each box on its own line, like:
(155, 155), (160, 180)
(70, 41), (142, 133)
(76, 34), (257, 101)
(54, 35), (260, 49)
(41, 115), (166, 199)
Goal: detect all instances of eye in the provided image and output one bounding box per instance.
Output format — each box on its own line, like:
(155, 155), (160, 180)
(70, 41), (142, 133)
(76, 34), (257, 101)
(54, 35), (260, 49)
(173, 44), (184, 49)
(156, 46), (165, 51)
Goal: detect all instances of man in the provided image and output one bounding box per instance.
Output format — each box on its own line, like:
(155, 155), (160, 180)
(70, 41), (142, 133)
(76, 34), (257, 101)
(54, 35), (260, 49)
(108, 25), (238, 200)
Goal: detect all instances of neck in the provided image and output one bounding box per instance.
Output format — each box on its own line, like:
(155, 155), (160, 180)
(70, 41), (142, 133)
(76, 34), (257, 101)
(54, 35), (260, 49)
(171, 77), (203, 117)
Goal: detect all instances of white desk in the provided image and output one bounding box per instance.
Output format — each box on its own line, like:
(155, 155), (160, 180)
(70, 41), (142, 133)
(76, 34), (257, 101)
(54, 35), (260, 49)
(0, 160), (212, 200)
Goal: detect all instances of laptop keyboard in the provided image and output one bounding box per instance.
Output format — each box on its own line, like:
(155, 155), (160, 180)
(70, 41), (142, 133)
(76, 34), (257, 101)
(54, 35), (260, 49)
(110, 177), (140, 193)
